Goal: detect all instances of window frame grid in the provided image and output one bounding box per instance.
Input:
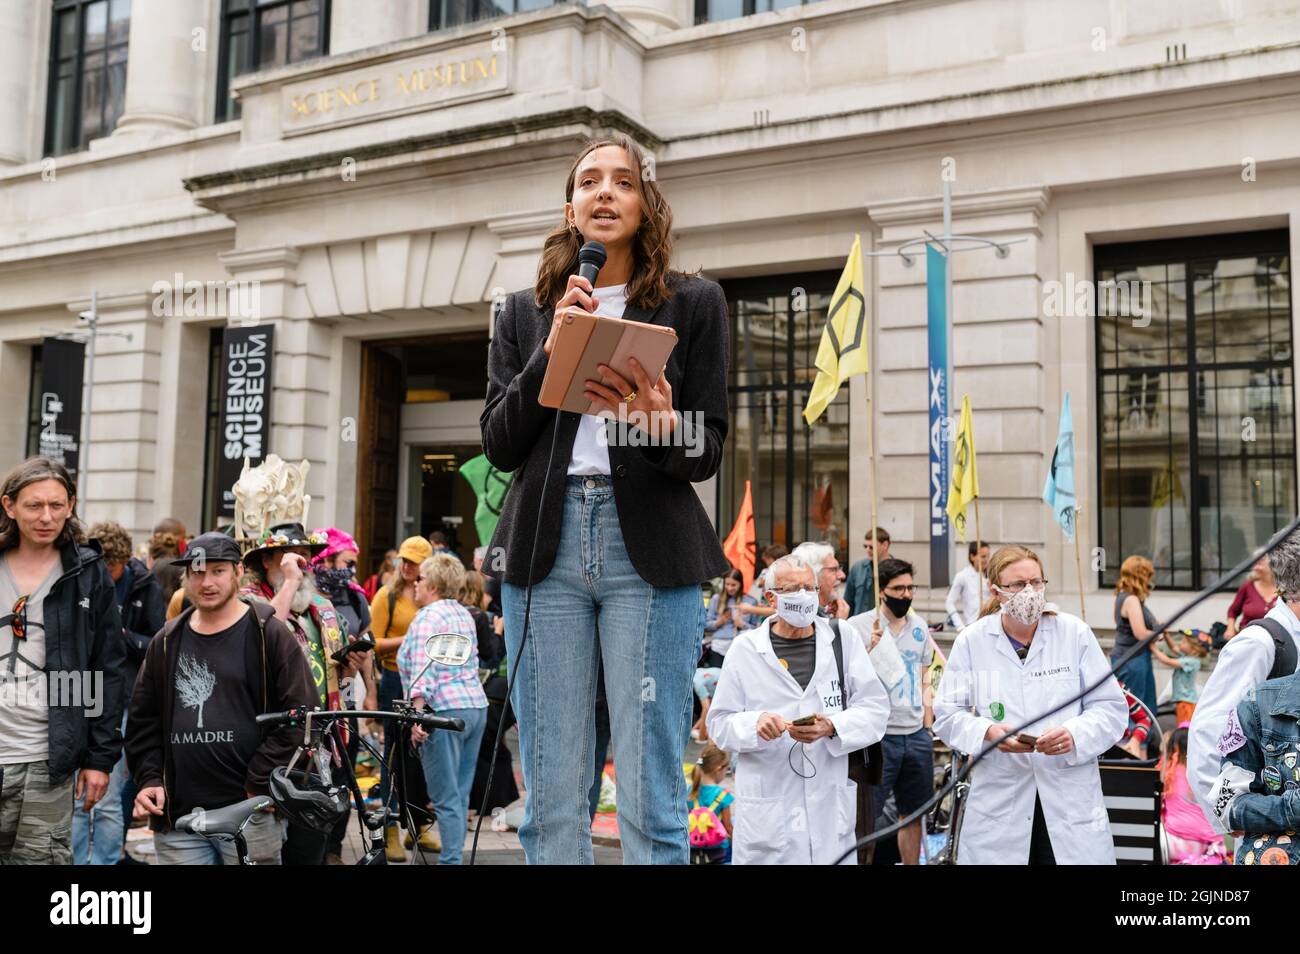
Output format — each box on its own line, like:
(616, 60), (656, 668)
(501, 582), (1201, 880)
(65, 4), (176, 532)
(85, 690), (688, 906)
(1094, 229), (1293, 591)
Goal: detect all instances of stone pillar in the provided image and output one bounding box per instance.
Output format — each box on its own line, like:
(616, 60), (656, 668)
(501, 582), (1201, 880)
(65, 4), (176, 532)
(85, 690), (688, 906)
(600, 0), (691, 36)
(65, 292), (164, 544)
(218, 246), (335, 523)
(329, 0), (423, 55)
(111, 0), (205, 141)
(0, 0), (40, 164)
(866, 186), (1051, 598)
(485, 209), (562, 323)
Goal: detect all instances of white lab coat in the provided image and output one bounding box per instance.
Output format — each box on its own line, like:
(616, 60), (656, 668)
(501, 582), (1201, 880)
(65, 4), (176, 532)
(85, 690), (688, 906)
(706, 616), (890, 865)
(945, 565), (989, 630)
(932, 611), (1128, 865)
(1188, 601), (1300, 833)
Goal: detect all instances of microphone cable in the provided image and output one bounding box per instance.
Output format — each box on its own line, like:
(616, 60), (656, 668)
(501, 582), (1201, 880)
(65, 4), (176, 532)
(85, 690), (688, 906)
(469, 414), (563, 865)
(831, 512), (1300, 865)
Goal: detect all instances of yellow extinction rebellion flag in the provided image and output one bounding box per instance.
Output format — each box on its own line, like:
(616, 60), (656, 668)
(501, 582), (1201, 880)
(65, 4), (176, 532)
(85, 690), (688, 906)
(803, 234), (868, 426)
(945, 394), (979, 541)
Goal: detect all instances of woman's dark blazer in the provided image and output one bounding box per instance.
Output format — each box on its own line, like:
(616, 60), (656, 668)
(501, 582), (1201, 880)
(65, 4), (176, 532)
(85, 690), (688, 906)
(480, 272), (733, 588)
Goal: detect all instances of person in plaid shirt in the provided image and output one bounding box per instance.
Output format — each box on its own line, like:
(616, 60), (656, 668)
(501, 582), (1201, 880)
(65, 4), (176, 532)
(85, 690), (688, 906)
(399, 553), (488, 865)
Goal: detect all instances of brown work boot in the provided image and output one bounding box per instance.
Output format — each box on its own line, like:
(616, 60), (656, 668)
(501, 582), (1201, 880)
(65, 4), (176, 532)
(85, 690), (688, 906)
(416, 824), (442, 852)
(385, 826), (406, 863)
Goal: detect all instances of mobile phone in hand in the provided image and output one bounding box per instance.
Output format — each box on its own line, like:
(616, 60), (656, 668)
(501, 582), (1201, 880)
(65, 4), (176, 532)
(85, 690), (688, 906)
(791, 714), (817, 726)
(1017, 732), (1039, 747)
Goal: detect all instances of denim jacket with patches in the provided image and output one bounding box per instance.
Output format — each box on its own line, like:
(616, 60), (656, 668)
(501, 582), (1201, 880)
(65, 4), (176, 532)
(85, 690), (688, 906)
(1215, 673), (1300, 864)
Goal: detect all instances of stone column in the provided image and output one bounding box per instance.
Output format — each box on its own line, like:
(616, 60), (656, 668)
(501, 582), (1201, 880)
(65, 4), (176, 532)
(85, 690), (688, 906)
(65, 292), (164, 543)
(0, 0), (40, 164)
(218, 246), (335, 523)
(866, 186), (1051, 595)
(111, 0), (206, 141)
(600, 0), (691, 36)
(330, 0), (423, 55)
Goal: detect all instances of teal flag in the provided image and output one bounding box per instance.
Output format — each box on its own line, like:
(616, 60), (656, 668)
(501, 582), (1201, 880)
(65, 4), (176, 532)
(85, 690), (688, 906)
(458, 455), (513, 545)
(1042, 393), (1077, 541)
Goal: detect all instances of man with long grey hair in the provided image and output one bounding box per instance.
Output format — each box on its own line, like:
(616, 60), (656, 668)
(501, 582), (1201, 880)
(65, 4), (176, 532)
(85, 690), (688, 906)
(1190, 530), (1300, 834)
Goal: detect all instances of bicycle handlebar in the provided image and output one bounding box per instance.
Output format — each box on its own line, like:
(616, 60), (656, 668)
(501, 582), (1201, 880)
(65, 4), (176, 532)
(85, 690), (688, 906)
(255, 708), (465, 733)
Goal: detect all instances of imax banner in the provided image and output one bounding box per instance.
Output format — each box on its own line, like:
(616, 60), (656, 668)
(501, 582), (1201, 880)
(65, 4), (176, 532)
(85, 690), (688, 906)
(926, 245), (950, 589)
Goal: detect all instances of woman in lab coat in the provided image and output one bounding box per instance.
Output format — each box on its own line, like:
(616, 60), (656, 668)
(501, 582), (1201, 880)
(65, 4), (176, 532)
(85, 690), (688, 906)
(933, 545), (1128, 865)
(707, 557), (890, 865)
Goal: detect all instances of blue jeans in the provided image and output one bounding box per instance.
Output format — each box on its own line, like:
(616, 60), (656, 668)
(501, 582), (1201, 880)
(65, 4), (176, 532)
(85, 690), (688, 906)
(378, 667), (404, 819)
(152, 810), (283, 865)
(420, 705), (487, 865)
(503, 474), (705, 865)
(72, 721), (129, 865)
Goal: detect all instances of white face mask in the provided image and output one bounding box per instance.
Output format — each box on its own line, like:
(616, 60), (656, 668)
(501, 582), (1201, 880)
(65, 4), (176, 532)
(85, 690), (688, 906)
(772, 589), (819, 629)
(995, 583), (1046, 626)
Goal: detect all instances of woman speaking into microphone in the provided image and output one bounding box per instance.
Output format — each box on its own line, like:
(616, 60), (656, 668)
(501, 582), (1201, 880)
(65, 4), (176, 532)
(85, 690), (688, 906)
(481, 134), (730, 864)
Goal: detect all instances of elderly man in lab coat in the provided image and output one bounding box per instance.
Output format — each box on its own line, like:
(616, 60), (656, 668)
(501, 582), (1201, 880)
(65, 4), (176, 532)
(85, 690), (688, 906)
(707, 556), (890, 865)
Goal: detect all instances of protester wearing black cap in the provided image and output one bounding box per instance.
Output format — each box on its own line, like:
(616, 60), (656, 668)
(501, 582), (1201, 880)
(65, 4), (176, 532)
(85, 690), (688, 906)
(126, 531), (316, 865)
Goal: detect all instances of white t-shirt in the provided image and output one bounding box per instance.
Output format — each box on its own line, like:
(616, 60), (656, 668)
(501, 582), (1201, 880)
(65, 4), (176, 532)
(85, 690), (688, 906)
(846, 608), (934, 735)
(567, 282), (628, 476)
(0, 555), (62, 763)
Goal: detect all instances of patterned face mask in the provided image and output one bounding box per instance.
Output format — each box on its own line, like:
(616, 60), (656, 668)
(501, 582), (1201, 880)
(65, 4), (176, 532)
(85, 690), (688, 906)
(994, 582), (1046, 626)
(314, 565), (355, 597)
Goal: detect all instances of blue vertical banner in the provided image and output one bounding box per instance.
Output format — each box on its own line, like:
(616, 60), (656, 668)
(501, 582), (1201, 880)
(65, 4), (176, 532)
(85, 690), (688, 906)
(927, 244), (951, 588)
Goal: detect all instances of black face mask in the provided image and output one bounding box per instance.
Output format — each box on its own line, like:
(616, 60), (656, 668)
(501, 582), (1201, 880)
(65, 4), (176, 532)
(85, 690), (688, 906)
(884, 594), (912, 619)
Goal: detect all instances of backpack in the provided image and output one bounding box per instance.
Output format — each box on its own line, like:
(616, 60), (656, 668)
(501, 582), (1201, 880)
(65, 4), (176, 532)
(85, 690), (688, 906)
(688, 788), (730, 848)
(1250, 617), (1299, 680)
(830, 619), (883, 785)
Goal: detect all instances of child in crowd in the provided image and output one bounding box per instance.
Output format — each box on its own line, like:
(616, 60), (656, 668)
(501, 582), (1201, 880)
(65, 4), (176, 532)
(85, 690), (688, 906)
(1118, 681), (1153, 759)
(686, 743), (735, 865)
(1160, 723), (1228, 864)
(1154, 630), (1211, 724)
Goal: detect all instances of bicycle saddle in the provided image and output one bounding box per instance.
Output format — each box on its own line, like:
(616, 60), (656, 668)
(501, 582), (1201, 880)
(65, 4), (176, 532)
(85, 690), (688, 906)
(174, 795), (273, 836)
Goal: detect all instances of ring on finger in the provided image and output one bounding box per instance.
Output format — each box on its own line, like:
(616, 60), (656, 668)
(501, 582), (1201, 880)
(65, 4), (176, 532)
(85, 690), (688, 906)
(622, 389), (638, 404)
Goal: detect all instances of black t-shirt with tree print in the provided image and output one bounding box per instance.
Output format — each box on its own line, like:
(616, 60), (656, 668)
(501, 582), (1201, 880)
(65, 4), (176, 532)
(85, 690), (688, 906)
(169, 609), (262, 818)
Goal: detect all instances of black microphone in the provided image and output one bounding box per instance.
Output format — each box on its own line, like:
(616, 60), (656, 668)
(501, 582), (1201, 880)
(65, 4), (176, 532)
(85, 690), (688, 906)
(577, 240), (606, 289)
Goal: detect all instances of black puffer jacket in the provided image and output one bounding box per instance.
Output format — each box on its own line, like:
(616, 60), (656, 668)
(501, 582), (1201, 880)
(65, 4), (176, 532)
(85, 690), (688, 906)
(37, 538), (127, 784)
(119, 556), (167, 693)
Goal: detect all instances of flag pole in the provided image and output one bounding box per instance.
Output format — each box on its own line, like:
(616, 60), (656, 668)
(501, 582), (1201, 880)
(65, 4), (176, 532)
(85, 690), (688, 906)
(867, 376), (881, 614)
(1073, 505), (1086, 623)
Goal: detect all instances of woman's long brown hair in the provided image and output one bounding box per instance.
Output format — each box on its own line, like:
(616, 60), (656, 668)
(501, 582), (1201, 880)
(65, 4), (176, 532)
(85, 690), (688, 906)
(533, 134), (689, 311)
(978, 544), (1057, 618)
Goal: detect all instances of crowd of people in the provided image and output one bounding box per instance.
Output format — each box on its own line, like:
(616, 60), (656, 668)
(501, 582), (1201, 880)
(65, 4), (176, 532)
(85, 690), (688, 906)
(2, 445), (1299, 867)
(0, 455), (512, 866)
(682, 525), (1300, 866)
